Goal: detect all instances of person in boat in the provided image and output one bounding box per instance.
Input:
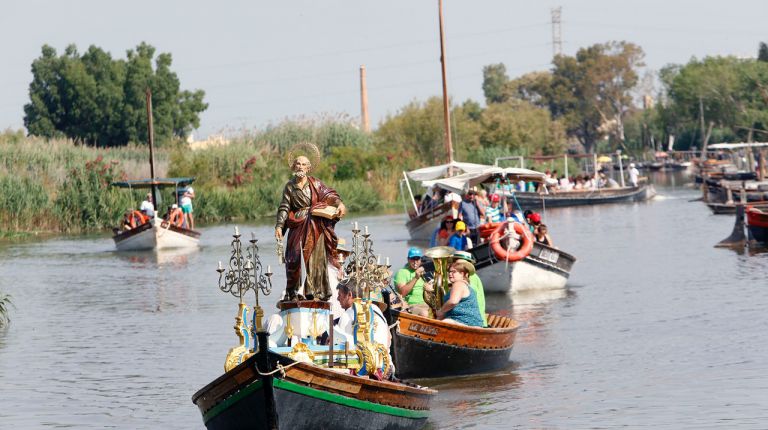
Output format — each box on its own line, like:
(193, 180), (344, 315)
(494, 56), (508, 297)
(452, 251), (487, 326)
(140, 192), (155, 218)
(459, 190), (481, 245)
(329, 238), (352, 318)
(527, 212), (542, 234)
(449, 220), (472, 251)
(275, 149), (348, 301)
(628, 163), (640, 187)
(180, 186), (195, 229)
(121, 209), (134, 231)
(485, 193), (505, 223)
(446, 192), (461, 219)
(394, 247), (431, 317)
(534, 224), (554, 246)
(435, 259), (484, 327)
(430, 216), (455, 247)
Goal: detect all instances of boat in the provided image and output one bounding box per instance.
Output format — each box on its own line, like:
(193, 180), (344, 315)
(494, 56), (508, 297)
(111, 89), (201, 251)
(111, 178), (201, 251)
(470, 235), (576, 293)
(401, 162), (489, 241)
(507, 185), (656, 209)
(698, 142), (768, 214)
(387, 247), (519, 379)
(192, 227), (435, 430)
(747, 205), (768, 245)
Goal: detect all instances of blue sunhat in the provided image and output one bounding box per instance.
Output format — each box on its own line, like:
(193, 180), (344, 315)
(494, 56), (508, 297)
(407, 247), (423, 259)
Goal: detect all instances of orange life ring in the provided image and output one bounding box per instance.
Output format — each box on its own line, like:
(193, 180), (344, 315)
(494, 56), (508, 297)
(168, 207), (184, 227)
(129, 210), (149, 228)
(489, 221), (533, 262)
(479, 222), (504, 240)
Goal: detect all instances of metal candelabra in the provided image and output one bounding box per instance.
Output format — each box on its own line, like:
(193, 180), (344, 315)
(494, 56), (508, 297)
(344, 222), (392, 300)
(217, 226), (273, 331)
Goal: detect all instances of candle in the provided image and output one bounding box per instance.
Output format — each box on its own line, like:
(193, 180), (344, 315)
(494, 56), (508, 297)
(385, 257), (390, 266)
(218, 261), (223, 271)
(267, 265), (272, 274)
(251, 231), (256, 240)
(364, 226), (369, 235)
(354, 221), (359, 230)
(234, 226), (240, 236)
(377, 255), (381, 264)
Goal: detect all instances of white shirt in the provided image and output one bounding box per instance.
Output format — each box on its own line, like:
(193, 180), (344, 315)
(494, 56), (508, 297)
(139, 200), (155, 217)
(628, 168), (639, 186)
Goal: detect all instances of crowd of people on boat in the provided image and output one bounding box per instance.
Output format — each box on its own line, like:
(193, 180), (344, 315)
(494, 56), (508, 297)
(119, 187), (196, 232)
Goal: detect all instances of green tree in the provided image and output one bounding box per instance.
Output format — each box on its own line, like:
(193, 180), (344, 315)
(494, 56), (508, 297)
(759, 42), (768, 62)
(24, 43), (207, 146)
(482, 64), (510, 104)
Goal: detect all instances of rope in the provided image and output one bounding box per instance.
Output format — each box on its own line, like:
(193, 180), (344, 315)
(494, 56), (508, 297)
(388, 320), (400, 330)
(255, 361), (300, 377)
(156, 217), (172, 237)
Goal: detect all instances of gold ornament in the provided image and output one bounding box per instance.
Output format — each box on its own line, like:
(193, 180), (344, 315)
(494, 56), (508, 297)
(286, 142), (321, 169)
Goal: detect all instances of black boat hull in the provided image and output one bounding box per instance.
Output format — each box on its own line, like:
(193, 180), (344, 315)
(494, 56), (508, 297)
(392, 332), (513, 379)
(204, 378), (428, 430)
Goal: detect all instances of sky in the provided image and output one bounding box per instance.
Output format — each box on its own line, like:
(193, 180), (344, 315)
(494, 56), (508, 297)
(2, 0), (768, 139)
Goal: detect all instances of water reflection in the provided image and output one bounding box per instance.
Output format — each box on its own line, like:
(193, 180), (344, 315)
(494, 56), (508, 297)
(113, 247), (200, 268)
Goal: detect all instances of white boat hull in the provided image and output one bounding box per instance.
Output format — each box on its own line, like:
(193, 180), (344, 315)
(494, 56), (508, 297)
(477, 258), (569, 294)
(113, 222), (200, 251)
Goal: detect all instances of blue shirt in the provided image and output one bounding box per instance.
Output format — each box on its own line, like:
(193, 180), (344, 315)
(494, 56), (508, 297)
(449, 233), (469, 251)
(459, 200), (480, 229)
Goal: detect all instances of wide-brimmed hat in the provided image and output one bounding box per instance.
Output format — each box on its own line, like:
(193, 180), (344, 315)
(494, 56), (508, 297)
(452, 250), (476, 264)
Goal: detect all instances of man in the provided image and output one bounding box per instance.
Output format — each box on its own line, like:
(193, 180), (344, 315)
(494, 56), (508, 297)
(275, 153), (347, 301)
(459, 190), (481, 245)
(394, 247), (430, 317)
(140, 193), (155, 218)
(628, 163), (640, 187)
(329, 238), (352, 318)
(485, 193), (504, 223)
(451, 251), (487, 326)
(180, 186), (195, 229)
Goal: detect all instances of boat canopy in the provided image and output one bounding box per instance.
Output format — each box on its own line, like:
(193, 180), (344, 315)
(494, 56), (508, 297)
(110, 177), (196, 189)
(422, 167), (550, 194)
(707, 142), (768, 150)
(405, 161), (489, 181)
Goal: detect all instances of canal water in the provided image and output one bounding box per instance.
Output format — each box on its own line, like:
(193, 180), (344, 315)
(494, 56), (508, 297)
(1, 171), (766, 429)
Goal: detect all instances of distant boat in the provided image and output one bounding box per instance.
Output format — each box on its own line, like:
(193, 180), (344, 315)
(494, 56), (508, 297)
(747, 205), (768, 244)
(111, 178), (201, 251)
(505, 185), (656, 209)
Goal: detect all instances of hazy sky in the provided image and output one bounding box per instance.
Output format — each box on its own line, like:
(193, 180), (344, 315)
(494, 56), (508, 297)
(2, 0), (767, 138)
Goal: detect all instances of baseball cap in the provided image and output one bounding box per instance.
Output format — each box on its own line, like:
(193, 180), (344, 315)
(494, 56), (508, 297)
(407, 247), (423, 259)
(452, 250), (476, 263)
(455, 221), (467, 231)
(490, 193), (501, 202)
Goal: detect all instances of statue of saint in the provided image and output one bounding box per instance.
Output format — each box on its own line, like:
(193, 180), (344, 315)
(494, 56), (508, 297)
(275, 145), (347, 301)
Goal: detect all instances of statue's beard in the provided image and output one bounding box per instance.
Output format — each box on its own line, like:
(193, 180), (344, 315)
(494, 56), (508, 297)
(294, 170), (307, 178)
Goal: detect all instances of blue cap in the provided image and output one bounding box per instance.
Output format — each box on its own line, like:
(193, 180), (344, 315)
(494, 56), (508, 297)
(407, 247), (423, 259)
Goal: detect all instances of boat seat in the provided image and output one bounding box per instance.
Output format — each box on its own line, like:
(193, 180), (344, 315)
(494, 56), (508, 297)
(486, 314), (498, 327)
(485, 314), (516, 329)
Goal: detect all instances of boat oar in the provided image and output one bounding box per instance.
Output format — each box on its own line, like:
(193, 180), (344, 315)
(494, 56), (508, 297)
(715, 203), (746, 248)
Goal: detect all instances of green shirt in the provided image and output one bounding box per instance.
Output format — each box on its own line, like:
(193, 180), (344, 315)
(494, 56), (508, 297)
(394, 265), (426, 305)
(469, 273), (487, 326)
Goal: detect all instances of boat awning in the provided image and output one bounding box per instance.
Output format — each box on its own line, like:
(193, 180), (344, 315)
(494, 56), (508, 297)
(422, 167), (551, 194)
(405, 161), (490, 181)
(110, 177), (196, 189)
(707, 142), (768, 150)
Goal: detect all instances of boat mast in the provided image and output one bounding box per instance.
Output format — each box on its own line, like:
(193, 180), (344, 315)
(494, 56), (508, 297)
(438, 0), (454, 165)
(145, 88), (158, 211)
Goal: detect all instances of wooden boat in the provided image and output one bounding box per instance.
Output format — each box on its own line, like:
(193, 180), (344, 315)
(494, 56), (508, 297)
(193, 227), (435, 430)
(193, 342), (434, 430)
(506, 184), (655, 209)
(747, 205), (768, 244)
(470, 238), (576, 293)
(389, 307), (518, 380)
(111, 178), (201, 251)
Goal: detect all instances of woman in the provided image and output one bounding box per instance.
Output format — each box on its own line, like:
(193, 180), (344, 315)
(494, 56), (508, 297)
(436, 260), (484, 327)
(431, 217), (455, 247)
(534, 224), (553, 246)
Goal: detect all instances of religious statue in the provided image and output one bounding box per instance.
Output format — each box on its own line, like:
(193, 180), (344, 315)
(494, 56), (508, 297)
(275, 143), (347, 301)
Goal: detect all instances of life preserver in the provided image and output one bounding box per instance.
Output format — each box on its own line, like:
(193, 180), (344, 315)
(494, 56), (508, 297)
(168, 207), (184, 227)
(128, 210), (149, 228)
(479, 222), (504, 240)
(489, 221), (533, 262)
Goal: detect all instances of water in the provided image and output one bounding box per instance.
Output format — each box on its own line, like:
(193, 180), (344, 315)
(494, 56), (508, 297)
(1, 171), (767, 429)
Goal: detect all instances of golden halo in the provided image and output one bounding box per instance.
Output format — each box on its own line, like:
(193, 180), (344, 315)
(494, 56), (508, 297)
(286, 142), (321, 169)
